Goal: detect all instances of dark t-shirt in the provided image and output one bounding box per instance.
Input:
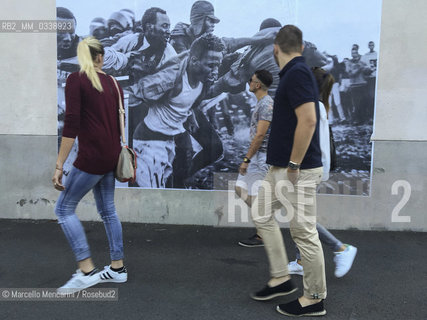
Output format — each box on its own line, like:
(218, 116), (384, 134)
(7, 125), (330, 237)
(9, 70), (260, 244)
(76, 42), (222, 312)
(63, 72), (123, 174)
(266, 56), (322, 169)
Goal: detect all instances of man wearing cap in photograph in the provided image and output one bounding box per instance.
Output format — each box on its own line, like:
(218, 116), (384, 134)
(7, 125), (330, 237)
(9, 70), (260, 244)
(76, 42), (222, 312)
(89, 17), (108, 42)
(170, 0), (220, 54)
(120, 8), (136, 32)
(104, 11), (134, 46)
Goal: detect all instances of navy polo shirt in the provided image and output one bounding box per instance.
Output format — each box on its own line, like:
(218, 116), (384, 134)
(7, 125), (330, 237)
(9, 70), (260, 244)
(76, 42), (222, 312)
(266, 56), (322, 169)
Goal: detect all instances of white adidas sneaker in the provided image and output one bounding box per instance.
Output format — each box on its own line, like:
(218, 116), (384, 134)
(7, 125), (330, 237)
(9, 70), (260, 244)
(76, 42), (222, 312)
(99, 265), (128, 283)
(57, 269), (101, 294)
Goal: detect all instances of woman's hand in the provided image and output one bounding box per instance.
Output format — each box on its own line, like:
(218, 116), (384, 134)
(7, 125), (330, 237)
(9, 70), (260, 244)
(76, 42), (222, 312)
(52, 167), (65, 191)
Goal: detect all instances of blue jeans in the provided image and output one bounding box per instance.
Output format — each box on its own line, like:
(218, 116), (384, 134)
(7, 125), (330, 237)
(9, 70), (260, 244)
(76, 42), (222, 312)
(295, 223), (343, 260)
(55, 167), (124, 262)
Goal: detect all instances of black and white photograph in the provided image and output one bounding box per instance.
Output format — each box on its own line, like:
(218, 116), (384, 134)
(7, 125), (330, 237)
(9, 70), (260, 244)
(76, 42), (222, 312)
(56, 0), (382, 195)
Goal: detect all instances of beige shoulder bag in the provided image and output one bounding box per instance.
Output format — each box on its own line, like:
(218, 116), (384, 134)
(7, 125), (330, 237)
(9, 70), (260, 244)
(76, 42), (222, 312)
(110, 76), (137, 183)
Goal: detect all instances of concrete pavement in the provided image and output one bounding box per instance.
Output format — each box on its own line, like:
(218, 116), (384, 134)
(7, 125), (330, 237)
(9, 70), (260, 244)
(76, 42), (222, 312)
(0, 219), (425, 319)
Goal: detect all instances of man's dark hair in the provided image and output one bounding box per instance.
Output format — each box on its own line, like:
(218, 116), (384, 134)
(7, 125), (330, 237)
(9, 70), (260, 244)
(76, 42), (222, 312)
(190, 33), (224, 60)
(274, 24), (303, 54)
(254, 69), (273, 88)
(141, 7), (166, 31)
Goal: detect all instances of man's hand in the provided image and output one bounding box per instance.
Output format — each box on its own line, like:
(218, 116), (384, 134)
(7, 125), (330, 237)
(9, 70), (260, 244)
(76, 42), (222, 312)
(239, 162), (249, 175)
(287, 168), (300, 185)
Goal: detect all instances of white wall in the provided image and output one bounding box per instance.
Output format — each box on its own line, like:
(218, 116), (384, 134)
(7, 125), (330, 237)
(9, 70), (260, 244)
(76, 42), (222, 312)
(0, 0), (57, 136)
(373, 0), (427, 141)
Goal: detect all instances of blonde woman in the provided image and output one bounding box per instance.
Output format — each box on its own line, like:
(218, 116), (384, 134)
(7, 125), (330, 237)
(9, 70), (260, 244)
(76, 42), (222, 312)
(52, 37), (127, 293)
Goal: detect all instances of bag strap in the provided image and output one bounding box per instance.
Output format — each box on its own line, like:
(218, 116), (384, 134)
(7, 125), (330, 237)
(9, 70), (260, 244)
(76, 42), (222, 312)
(110, 76), (126, 145)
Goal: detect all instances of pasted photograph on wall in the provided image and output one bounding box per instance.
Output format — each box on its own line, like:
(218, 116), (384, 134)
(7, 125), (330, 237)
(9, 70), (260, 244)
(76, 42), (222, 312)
(56, 0), (382, 195)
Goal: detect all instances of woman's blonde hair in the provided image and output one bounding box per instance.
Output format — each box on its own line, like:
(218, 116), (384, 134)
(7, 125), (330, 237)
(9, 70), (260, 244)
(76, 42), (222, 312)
(77, 36), (105, 92)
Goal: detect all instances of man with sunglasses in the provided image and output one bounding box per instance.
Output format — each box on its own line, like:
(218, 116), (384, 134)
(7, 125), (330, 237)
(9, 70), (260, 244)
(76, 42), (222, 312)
(235, 70), (273, 220)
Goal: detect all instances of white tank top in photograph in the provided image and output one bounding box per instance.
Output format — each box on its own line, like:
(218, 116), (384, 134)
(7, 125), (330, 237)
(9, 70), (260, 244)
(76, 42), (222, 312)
(145, 71), (203, 136)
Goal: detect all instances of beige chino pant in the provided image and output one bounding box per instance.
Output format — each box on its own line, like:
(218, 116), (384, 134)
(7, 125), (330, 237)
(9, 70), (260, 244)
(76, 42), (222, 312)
(251, 166), (327, 299)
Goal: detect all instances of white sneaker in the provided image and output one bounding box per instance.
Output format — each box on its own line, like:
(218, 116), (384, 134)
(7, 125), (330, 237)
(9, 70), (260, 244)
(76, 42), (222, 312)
(334, 245), (357, 278)
(99, 265), (128, 283)
(57, 269), (101, 294)
(287, 260), (304, 276)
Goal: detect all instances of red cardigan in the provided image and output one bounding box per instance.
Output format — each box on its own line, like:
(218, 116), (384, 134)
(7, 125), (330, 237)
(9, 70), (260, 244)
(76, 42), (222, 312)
(63, 71), (123, 175)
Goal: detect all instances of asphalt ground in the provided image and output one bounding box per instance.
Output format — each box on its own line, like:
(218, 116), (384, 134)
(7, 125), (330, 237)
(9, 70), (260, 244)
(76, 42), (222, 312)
(0, 219), (425, 320)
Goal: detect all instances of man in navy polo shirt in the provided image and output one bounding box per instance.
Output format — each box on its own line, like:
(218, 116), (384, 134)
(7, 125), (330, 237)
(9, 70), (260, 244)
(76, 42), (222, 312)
(250, 25), (327, 317)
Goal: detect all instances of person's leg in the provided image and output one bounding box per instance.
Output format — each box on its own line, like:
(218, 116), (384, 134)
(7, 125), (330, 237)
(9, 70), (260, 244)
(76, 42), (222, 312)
(316, 223), (343, 252)
(55, 167), (103, 270)
(290, 221), (343, 275)
(252, 167), (290, 282)
(235, 178), (258, 247)
(350, 85), (367, 124)
(236, 152), (267, 247)
(317, 223), (358, 278)
(171, 132), (193, 188)
(287, 168), (326, 305)
(220, 99), (234, 136)
(93, 171), (128, 283)
(92, 171), (124, 265)
(235, 153), (265, 207)
(133, 139), (175, 188)
(367, 77), (376, 122)
(295, 244), (301, 261)
(331, 82), (345, 120)
(128, 104), (148, 149)
(55, 167), (105, 293)
(285, 243), (304, 276)
(206, 105), (219, 131)
(289, 222), (342, 274)
(188, 108), (224, 176)
(250, 167), (297, 301)
(133, 139), (154, 188)
(235, 184), (254, 207)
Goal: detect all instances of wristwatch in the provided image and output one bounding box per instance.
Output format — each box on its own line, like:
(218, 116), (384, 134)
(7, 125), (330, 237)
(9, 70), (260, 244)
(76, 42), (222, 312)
(243, 157), (251, 164)
(288, 161), (300, 170)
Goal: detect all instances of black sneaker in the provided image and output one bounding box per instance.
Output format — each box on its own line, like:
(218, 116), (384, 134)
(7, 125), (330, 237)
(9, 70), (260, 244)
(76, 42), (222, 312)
(251, 279), (297, 301)
(238, 234), (264, 247)
(276, 299), (326, 317)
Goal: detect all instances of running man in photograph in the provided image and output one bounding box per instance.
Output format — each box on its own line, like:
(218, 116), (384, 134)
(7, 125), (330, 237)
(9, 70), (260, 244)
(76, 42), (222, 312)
(129, 34), (226, 188)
